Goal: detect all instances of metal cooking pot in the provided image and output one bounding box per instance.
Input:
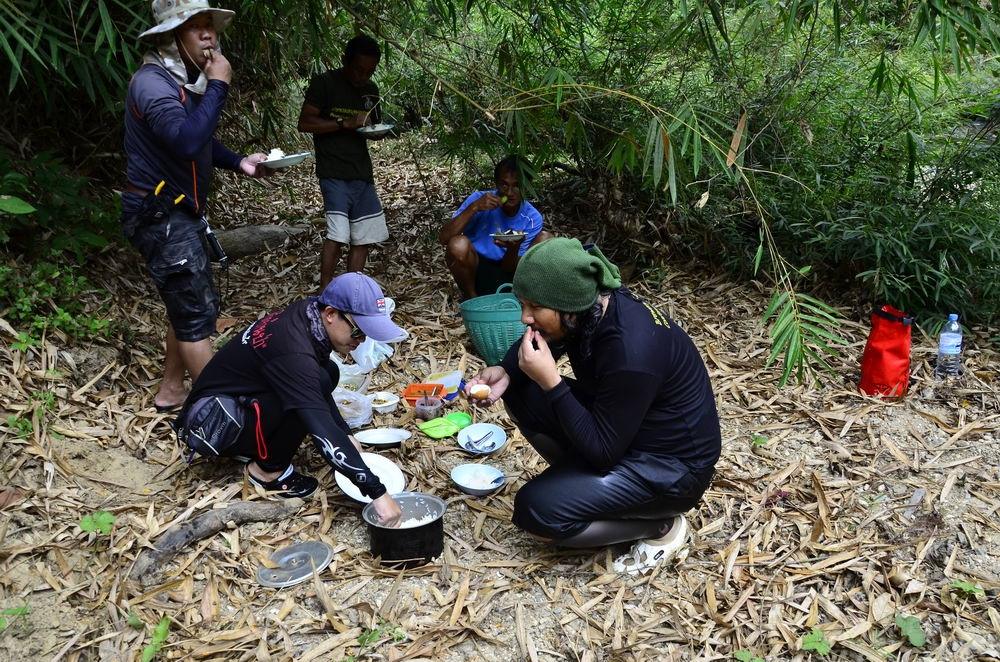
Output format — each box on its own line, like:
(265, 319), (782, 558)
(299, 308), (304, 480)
(362, 491), (446, 567)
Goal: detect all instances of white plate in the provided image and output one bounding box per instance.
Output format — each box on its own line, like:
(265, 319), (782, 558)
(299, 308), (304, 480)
(355, 427), (410, 447)
(335, 452), (406, 503)
(261, 151), (312, 169)
(457, 423), (508, 455)
(357, 123), (394, 138)
(490, 231), (527, 243)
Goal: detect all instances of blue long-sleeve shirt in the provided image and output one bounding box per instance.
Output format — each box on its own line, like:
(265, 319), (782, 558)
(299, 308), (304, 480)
(124, 64), (243, 215)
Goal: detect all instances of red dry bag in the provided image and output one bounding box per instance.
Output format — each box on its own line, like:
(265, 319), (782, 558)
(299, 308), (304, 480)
(859, 305), (912, 397)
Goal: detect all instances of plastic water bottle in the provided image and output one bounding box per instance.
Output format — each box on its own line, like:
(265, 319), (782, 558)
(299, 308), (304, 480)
(935, 313), (963, 378)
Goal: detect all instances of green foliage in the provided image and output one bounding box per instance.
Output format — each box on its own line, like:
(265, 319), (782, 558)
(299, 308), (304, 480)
(3, 0), (1000, 384)
(0, 605), (29, 633)
(751, 434), (768, 448)
(0, 195), (34, 215)
(30, 390), (56, 411)
(734, 650), (765, 662)
(895, 613), (926, 647)
(949, 580), (985, 597)
(127, 610), (144, 630)
(358, 620), (407, 647)
(0, 258), (111, 342)
(801, 627), (832, 655)
(762, 290), (846, 386)
(0, 149), (114, 256)
(80, 510), (116, 535)
(141, 616), (170, 662)
(5, 415), (31, 438)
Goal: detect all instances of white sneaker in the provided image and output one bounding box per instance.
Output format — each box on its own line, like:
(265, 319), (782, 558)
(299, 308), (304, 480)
(612, 514), (689, 575)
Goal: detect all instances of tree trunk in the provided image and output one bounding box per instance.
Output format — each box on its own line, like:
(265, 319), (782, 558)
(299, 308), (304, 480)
(216, 224), (310, 261)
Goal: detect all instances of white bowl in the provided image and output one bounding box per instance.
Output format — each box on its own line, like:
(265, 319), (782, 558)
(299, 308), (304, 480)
(457, 423), (508, 455)
(261, 151), (312, 168)
(450, 463), (505, 496)
(368, 391), (400, 414)
(355, 427), (410, 448)
(335, 452), (406, 503)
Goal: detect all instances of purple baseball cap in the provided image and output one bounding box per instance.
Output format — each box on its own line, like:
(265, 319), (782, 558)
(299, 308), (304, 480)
(319, 273), (406, 342)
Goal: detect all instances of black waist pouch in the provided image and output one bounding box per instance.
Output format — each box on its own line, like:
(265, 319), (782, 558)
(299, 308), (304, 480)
(177, 395), (246, 457)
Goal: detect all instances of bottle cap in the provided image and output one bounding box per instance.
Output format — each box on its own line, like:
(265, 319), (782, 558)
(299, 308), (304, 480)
(948, 313), (958, 321)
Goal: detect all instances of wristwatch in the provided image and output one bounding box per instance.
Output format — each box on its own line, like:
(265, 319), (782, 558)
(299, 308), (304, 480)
(336, 117), (345, 129)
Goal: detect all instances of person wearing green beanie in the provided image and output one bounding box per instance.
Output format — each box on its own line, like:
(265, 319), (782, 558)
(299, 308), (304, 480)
(464, 239), (721, 575)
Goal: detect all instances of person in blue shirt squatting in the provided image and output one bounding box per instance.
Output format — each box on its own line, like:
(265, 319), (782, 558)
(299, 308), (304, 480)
(121, 0), (272, 413)
(464, 238), (721, 574)
(438, 155), (553, 300)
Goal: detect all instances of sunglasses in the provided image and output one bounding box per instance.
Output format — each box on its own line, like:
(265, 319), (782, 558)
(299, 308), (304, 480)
(341, 312), (366, 340)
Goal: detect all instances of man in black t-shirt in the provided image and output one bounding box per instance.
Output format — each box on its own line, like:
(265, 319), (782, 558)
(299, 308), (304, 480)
(178, 272), (406, 525)
(298, 34), (387, 287)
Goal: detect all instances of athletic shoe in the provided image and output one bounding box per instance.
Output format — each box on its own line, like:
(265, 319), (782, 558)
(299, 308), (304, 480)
(612, 514), (689, 575)
(247, 466), (318, 499)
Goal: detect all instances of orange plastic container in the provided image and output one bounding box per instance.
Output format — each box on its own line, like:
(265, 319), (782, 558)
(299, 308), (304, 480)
(402, 383), (445, 407)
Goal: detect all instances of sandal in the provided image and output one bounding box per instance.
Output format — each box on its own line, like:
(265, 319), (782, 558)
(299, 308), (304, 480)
(612, 514), (689, 575)
(248, 466), (318, 499)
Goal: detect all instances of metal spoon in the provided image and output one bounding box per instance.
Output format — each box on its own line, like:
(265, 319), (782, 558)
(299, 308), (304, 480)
(466, 430), (493, 451)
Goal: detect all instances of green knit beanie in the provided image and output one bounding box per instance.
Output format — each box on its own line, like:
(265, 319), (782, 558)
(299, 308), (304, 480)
(513, 238), (622, 311)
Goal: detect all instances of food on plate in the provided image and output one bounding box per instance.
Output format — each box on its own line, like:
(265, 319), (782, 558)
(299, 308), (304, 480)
(469, 384), (492, 400)
(463, 469), (501, 489)
(267, 148), (285, 161)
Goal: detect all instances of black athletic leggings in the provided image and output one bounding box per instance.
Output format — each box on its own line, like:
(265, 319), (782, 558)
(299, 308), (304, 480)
(227, 362), (340, 473)
(504, 378), (711, 548)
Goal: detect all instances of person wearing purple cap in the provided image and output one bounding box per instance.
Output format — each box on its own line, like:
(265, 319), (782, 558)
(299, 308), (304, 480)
(175, 273), (406, 524)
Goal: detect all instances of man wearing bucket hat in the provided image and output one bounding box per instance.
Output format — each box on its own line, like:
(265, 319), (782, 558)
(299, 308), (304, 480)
(177, 273), (406, 524)
(122, 0), (272, 413)
(464, 238), (721, 574)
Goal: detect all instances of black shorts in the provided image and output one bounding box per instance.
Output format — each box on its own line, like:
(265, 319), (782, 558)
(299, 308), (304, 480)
(122, 200), (219, 342)
(475, 256), (514, 297)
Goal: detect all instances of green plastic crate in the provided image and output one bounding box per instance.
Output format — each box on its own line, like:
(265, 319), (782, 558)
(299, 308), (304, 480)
(459, 284), (525, 365)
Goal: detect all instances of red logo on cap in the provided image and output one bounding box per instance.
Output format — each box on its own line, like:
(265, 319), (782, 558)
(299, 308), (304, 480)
(376, 297), (386, 313)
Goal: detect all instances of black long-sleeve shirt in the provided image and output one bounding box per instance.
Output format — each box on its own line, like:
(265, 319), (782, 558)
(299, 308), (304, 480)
(187, 299), (386, 499)
(502, 288), (720, 485)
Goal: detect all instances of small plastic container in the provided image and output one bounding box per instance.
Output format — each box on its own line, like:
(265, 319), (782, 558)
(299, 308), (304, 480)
(402, 383), (445, 407)
(368, 391), (400, 414)
(415, 396), (444, 421)
(426, 370), (462, 396)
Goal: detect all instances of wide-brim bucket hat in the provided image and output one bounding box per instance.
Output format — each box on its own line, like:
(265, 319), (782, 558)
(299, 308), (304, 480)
(139, 0), (234, 40)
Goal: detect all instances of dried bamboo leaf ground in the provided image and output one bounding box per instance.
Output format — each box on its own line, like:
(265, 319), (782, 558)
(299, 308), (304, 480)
(1, 142), (999, 661)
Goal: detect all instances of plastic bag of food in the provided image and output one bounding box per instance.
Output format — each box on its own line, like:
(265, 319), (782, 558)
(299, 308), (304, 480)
(332, 388), (372, 429)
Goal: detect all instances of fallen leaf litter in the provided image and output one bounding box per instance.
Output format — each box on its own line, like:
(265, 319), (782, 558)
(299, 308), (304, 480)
(0, 139), (997, 660)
